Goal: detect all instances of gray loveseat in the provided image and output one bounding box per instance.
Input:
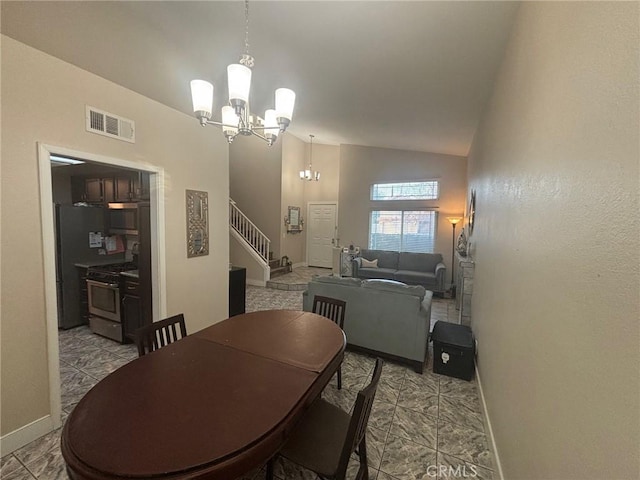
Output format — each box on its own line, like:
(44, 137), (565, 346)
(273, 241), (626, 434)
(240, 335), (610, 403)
(352, 249), (446, 292)
(303, 275), (433, 372)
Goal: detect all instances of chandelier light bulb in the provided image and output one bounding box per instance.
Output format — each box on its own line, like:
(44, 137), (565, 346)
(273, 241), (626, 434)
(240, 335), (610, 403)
(227, 64), (252, 112)
(190, 80), (214, 121)
(222, 106), (239, 132)
(264, 109), (279, 144)
(299, 134), (319, 181)
(275, 88), (296, 130)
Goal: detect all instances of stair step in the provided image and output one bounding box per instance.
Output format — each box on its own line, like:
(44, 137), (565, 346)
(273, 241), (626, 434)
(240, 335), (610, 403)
(270, 266), (288, 279)
(266, 280), (308, 291)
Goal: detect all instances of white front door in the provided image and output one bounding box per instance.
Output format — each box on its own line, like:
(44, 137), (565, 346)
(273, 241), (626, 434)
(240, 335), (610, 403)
(307, 203), (337, 268)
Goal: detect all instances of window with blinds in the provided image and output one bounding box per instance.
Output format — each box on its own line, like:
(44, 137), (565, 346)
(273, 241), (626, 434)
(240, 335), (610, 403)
(369, 210), (437, 253)
(370, 181), (439, 201)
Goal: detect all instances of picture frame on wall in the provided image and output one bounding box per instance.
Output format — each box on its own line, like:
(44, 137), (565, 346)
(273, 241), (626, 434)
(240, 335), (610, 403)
(468, 189), (476, 235)
(186, 189), (209, 258)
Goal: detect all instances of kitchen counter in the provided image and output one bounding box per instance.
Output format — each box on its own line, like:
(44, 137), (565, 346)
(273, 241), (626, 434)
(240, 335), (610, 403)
(74, 259), (129, 269)
(120, 270), (139, 279)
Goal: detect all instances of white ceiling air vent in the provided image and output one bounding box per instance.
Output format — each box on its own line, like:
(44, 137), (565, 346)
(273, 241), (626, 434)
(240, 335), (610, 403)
(85, 106), (135, 143)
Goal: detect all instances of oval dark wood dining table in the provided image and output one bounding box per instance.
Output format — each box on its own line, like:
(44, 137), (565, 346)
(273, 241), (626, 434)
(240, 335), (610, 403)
(61, 310), (346, 480)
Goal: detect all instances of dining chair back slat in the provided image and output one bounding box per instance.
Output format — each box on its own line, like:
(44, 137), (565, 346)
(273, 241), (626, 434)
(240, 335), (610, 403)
(336, 358), (383, 479)
(135, 314), (187, 357)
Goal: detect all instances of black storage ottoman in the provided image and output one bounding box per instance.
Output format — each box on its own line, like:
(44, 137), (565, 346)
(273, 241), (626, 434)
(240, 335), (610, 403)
(430, 321), (475, 381)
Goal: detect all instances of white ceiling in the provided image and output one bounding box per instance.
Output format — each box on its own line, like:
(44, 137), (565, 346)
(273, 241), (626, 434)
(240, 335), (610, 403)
(1, 1), (519, 156)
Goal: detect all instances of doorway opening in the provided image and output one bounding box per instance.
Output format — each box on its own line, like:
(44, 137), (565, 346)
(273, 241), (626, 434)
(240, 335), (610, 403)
(37, 143), (166, 432)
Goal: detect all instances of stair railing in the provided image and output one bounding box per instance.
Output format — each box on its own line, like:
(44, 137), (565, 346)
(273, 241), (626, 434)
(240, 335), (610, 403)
(229, 199), (270, 264)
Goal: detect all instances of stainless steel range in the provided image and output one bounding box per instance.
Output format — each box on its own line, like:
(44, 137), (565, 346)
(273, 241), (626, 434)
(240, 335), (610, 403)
(87, 263), (136, 343)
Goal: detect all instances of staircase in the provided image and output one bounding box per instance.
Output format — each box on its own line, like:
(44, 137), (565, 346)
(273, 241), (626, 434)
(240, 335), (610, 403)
(229, 199), (271, 284)
(269, 258), (292, 279)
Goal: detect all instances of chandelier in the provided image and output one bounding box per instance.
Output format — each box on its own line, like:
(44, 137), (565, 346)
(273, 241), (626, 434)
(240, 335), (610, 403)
(300, 134), (320, 181)
(189, 0), (295, 146)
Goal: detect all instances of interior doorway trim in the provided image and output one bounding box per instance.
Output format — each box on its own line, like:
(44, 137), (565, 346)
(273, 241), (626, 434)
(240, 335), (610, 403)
(36, 143), (167, 433)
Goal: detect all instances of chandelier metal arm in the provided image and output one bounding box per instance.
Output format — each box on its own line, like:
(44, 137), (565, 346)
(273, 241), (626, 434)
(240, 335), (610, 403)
(250, 130), (268, 141)
(200, 119), (239, 130)
(201, 119), (272, 145)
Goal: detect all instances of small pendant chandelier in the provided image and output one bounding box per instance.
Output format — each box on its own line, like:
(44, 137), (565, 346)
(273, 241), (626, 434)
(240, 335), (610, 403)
(300, 134), (320, 181)
(189, 0), (295, 146)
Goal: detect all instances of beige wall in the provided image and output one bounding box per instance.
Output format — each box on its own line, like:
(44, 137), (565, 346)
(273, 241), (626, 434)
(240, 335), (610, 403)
(230, 136), (341, 269)
(1, 37), (230, 436)
(467, 3), (639, 478)
(303, 143), (340, 204)
(338, 144), (467, 284)
(229, 135), (282, 260)
(280, 134), (306, 264)
(228, 232), (266, 283)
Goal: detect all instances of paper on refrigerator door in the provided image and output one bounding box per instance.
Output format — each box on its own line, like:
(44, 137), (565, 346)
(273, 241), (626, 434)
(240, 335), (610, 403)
(105, 235), (126, 254)
(89, 232), (103, 248)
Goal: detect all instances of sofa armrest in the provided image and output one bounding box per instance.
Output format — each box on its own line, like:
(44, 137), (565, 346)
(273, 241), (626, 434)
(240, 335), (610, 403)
(352, 257), (362, 277)
(435, 262), (446, 291)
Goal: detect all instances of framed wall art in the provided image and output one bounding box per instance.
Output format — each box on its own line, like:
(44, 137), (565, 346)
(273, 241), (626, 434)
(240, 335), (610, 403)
(284, 206), (303, 233)
(468, 189), (476, 235)
(186, 190), (209, 258)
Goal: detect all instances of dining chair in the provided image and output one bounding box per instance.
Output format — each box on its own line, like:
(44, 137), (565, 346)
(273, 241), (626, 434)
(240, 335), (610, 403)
(266, 358), (384, 480)
(134, 314), (187, 357)
(312, 295), (347, 389)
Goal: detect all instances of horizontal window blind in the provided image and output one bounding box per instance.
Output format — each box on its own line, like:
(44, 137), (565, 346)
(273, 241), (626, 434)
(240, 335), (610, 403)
(369, 210), (437, 253)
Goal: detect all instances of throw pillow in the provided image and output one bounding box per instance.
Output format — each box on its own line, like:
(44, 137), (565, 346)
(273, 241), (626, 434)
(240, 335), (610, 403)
(361, 258), (378, 268)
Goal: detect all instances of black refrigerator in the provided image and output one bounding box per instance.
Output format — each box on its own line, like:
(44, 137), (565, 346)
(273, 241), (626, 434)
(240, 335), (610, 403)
(55, 204), (106, 329)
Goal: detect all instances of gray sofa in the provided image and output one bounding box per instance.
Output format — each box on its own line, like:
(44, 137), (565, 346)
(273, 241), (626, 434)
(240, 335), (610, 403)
(303, 275), (433, 373)
(352, 249), (446, 292)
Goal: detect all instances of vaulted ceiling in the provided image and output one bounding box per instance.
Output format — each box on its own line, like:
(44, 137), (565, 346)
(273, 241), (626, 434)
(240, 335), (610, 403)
(1, 1), (519, 156)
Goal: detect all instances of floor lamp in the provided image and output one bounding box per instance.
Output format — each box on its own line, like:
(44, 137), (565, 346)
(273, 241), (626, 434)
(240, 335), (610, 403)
(447, 217), (462, 296)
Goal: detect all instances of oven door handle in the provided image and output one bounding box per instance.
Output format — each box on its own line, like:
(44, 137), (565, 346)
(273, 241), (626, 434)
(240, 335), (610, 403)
(87, 280), (119, 289)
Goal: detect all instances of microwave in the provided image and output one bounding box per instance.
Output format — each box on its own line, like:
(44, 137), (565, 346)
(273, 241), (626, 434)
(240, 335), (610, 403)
(108, 202), (140, 234)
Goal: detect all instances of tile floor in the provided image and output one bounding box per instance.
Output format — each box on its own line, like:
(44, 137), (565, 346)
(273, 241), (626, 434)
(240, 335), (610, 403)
(2, 274), (495, 480)
(266, 266), (331, 291)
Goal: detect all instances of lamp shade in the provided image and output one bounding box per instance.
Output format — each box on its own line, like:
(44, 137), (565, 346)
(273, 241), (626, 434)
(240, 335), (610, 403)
(275, 88), (296, 120)
(221, 106), (239, 134)
(264, 109), (279, 138)
(227, 64), (252, 104)
(447, 217), (463, 225)
(190, 80), (214, 116)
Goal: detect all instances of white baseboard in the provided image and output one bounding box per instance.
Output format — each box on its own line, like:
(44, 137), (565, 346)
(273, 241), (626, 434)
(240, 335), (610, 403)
(0, 415), (54, 456)
(475, 364), (504, 480)
(292, 262), (307, 269)
(246, 278), (266, 287)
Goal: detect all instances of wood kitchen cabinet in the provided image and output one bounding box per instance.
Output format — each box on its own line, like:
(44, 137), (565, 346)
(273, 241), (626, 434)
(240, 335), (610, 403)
(132, 172), (150, 201)
(84, 178), (103, 202)
(72, 177), (114, 203)
(115, 172), (151, 202)
(121, 279), (143, 342)
(77, 266), (90, 325)
(114, 176), (134, 202)
(120, 204), (152, 342)
(71, 172), (150, 204)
